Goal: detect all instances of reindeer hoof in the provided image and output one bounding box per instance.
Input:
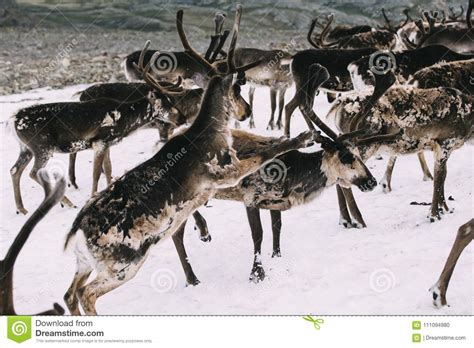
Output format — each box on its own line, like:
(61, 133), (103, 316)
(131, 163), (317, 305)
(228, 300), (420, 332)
(352, 221), (365, 228)
(429, 214), (441, 223)
(249, 264), (265, 283)
(267, 122), (275, 130)
(249, 121), (256, 129)
(186, 278), (200, 287)
(339, 219), (352, 228)
(199, 233), (212, 243)
(429, 283), (448, 308)
(16, 207), (28, 215)
(272, 250), (281, 258)
(423, 174), (433, 181)
(380, 180), (391, 193)
(69, 182), (79, 189)
(276, 121), (282, 130)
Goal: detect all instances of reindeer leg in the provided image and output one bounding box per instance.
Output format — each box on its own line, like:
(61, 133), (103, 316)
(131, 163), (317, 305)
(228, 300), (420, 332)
(336, 184), (353, 228)
(103, 148), (113, 186)
(68, 153), (79, 189)
(342, 187), (367, 228)
(172, 221), (200, 286)
(276, 87), (286, 130)
(417, 151), (433, 181)
(10, 146), (33, 215)
(78, 258), (146, 315)
(284, 93), (301, 137)
(64, 254), (93, 315)
(270, 210), (282, 257)
(429, 147), (449, 222)
(430, 219), (473, 307)
(380, 155), (397, 193)
(248, 86), (256, 129)
(193, 210), (211, 242)
(267, 88), (277, 130)
(91, 143), (108, 196)
(438, 162), (451, 214)
(246, 207), (265, 282)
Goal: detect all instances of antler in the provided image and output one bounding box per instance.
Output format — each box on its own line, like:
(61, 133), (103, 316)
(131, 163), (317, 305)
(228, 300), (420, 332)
(403, 10), (441, 49)
(0, 169), (66, 315)
(177, 6), (261, 77)
(308, 14), (339, 48)
(205, 12), (228, 62)
(379, 8), (411, 33)
(176, 10), (218, 76)
(134, 41), (185, 96)
(354, 130), (401, 146)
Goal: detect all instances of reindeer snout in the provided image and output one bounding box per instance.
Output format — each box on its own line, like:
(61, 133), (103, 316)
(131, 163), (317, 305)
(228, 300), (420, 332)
(356, 176), (377, 192)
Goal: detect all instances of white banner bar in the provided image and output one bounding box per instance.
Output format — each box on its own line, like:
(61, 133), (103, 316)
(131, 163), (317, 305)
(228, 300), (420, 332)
(1, 316), (472, 347)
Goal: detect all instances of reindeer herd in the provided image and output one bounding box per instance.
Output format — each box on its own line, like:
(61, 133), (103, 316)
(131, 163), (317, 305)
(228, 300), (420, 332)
(1, 2), (473, 315)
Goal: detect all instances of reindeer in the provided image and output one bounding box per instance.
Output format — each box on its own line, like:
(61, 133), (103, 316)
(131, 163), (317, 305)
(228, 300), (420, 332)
(62, 6), (317, 315)
(430, 218), (473, 308)
(9, 64), (186, 215)
(377, 59), (474, 193)
(409, 58), (474, 94)
(67, 81), (205, 188)
(1, 169), (65, 315)
(326, 71), (473, 225)
(284, 46), (376, 137)
(308, 14), (397, 51)
(233, 48), (293, 130)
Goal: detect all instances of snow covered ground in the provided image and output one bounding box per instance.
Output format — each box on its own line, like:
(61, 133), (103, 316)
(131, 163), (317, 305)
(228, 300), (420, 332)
(0, 84), (472, 315)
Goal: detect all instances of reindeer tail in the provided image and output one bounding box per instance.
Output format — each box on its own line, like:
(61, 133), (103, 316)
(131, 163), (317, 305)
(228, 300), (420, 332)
(64, 216), (82, 251)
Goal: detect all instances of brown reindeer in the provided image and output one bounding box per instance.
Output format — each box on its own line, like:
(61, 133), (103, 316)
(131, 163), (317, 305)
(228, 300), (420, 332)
(234, 48), (293, 130)
(430, 218), (473, 308)
(62, 6), (317, 315)
(379, 58), (474, 193)
(326, 71), (473, 225)
(1, 169), (65, 315)
(308, 14), (397, 51)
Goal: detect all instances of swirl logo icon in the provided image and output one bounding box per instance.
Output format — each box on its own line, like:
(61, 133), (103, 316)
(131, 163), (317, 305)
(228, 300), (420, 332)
(260, 159), (287, 184)
(150, 269), (177, 293)
(150, 52), (178, 75)
(369, 268), (396, 293)
(7, 316), (32, 343)
(368, 51), (396, 75)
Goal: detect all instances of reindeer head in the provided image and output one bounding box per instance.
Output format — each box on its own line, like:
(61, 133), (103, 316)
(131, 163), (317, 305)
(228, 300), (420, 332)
(316, 132), (377, 192)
